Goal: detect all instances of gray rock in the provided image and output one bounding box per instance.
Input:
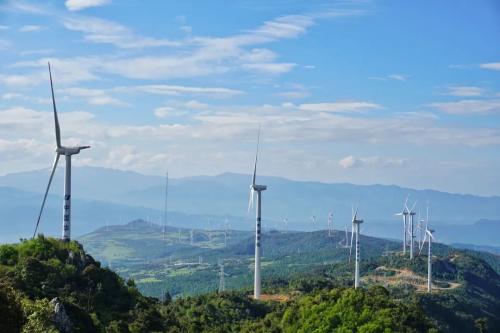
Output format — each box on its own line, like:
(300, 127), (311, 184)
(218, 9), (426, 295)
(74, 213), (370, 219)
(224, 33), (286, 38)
(50, 297), (73, 333)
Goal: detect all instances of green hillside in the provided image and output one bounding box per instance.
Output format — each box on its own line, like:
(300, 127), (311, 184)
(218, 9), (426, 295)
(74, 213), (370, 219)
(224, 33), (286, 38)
(2, 234), (500, 332)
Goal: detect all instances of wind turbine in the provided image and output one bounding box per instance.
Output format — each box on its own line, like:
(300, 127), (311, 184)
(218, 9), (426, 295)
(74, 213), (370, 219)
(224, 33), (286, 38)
(163, 172), (168, 241)
(248, 127), (267, 300)
(224, 218), (229, 248)
(395, 196), (409, 255)
(349, 207), (364, 289)
(419, 224), (435, 292)
(283, 218), (288, 233)
(310, 214), (316, 231)
(33, 63), (90, 241)
(327, 211), (333, 237)
(408, 200), (417, 259)
(340, 222), (350, 248)
(218, 259), (226, 292)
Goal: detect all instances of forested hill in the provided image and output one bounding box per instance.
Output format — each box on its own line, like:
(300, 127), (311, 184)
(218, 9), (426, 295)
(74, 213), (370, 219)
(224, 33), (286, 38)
(1, 235), (499, 332)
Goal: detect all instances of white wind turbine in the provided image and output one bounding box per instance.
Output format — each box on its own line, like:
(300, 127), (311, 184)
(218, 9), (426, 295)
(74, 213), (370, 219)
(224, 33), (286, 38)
(408, 200), (417, 259)
(395, 196), (410, 255)
(310, 214), (316, 230)
(341, 223), (350, 248)
(349, 206), (364, 289)
(33, 63), (90, 241)
(283, 218), (288, 233)
(247, 127), (267, 300)
(224, 218), (229, 248)
(419, 223), (435, 292)
(327, 211), (334, 237)
(163, 172), (168, 241)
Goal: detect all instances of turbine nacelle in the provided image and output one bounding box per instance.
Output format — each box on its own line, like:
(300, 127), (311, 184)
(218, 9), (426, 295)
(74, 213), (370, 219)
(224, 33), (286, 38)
(251, 184), (267, 191)
(56, 145), (91, 155)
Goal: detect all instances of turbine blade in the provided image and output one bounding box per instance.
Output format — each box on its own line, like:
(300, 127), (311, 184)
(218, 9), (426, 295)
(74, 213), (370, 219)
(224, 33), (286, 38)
(33, 153), (60, 238)
(48, 62), (61, 148)
(252, 126), (260, 186)
(418, 235), (427, 255)
(404, 194), (409, 212)
(247, 188), (254, 214)
(349, 224), (355, 261)
(410, 200), (418, 212)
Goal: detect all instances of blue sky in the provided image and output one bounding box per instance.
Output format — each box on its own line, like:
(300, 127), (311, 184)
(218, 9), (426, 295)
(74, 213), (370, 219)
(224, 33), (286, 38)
(1, 0), (500, 196)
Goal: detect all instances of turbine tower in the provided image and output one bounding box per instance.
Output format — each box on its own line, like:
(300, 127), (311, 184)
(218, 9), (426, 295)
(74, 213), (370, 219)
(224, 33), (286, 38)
(349, 207), (364, 289)
(163, 172), (168, 241)
(248, 127), (267, 300)
(395, 196), (409, 255)
(218, 259), (225, 292)
(408, 201), (417, 259)
(33, 63), (90, 241)
(419, 225), (435, 292)
(283, 217), (288, 233)
(327, 211), (333, 237)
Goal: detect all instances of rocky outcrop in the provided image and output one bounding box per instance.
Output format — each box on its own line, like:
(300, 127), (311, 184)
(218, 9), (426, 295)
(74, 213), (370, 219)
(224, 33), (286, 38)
(51, 297), (73, 333)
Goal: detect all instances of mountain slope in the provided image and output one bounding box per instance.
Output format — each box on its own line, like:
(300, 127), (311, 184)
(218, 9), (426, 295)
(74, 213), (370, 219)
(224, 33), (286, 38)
(2, 167), (500, 226)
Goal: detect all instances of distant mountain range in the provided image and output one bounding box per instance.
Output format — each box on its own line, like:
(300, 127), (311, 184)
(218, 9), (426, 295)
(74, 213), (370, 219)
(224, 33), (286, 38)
(1, 166), (500, 245)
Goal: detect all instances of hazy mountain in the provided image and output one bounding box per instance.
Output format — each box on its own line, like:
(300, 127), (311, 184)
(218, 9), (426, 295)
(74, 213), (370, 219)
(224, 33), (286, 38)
(0, 186), (253, 243)
(2, 166), (500, 245)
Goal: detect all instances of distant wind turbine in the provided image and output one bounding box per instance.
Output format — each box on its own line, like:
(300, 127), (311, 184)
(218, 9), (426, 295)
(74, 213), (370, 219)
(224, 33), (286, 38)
(248, 127), (267, 300)
(33, 63), (90, 241)
(349, 206), (364, 289)
(419, 223), (435, 292)
(327, 211), (333, 237)
(408, 200), (417, 259)
(395, 196), (410, 255)
(163, 172), (168, 241)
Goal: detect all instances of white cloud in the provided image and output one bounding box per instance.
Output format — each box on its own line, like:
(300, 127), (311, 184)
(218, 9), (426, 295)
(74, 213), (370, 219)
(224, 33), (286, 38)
(242, 62), (296, 74)
(339, 155), (358, 169)
(387, 74), (407, 81)
(446, 86), (484, 97)
(276, 91), (310, 99)
(299, 101), (382, 113)
(369, 74), (408, 81)
(19, 25), (45, 32)
(65, 0), (111, 11)
(123, 84), (243, 98)
(339, 155), (406, 169)
(0, 25), (9, 30)
(60, 87), (129, 106)
(62, 16), (180, 48)
(480, 62), (500, 71)
(184, 100), (209, 110)
(0, 72), (43, 87)
(430, 99), (500, 115)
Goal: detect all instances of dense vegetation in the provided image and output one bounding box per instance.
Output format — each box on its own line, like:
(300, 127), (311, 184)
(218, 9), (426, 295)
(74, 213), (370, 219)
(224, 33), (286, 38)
(0, 236), (163, 332)
(1, 234), (499, 332)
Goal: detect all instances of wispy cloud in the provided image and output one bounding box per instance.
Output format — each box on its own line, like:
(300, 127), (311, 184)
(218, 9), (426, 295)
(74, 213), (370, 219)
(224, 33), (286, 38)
(339, 155), (406, 169)
(19, 25), (46, 32)
(430, 99), (500, 115)
(120, 84), (243, 98)
(446, 86), (484, 97)
(62, 16), (180, 48)
(65, 0), (112, 11)
(298, 101), (382, 113)
(369, 74), (408, 81)
(60, 87), (129, 106)
(480, 62), (500, 71)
